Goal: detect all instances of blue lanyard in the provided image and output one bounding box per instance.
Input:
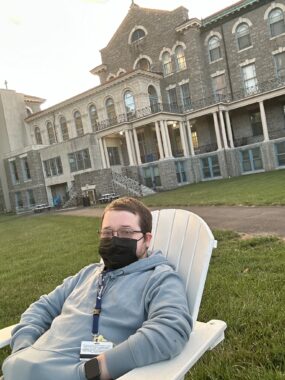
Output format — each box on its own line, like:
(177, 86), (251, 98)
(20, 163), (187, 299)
(92, 272), (105, 336)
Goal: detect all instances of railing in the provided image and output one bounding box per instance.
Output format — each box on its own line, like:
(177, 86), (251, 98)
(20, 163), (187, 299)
(94, 77), (285, 132)
(234, 135), (263, 147)
(268, 129), (285, 140)
(194, 143), (218, 154)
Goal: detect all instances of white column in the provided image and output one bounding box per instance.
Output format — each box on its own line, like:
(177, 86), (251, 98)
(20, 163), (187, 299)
(225, 111), (234, 148)
(213, 112), (222, 150)
(125, 130), (135, 166)
(219, 110), (229, 149)
(160, 120), (170, 158)
(186, 120), (195, 156)
(132, 128), (142, 165)
(98, 138), (107, 169)
(155, 121), (164, 159)
(102, 138), (110, 168)
(179, 121), (189, 157)
(259, 101), (269, 141)
(164, 120), (173, 157)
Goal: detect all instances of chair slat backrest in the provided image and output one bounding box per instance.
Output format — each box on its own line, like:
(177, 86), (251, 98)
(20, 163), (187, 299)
(150, 209), (217, 324)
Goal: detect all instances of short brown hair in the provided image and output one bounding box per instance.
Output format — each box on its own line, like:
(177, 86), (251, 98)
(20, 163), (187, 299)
(102, 197), (152, 233)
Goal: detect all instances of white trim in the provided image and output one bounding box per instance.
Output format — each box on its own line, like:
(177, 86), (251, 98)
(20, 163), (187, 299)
(264, 2), (285, 20)
(106, 73), (116, 81)
(272, 46), (285, 54)
(116, 68), (126, 76)
(204, 31), (222, 45)
(178, 78), (189, 85)
(19, 154), (28, 158)
(172, 41), (187, 54)
(166, 84), (177, 90)
(159, 47), (172, 61)
(133, 54), (152, 70)
(239, 58), (256, 67)
(8, 158), (16, 162)
(211, 70), (225, 78)
(232, 17), (253, 34)
(128, 25), (148, 44)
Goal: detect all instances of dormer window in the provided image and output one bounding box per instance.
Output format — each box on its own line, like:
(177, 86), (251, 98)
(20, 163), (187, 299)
(131, 28), (145, 43)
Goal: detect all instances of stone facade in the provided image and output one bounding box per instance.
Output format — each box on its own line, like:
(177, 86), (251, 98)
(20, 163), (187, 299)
(1, 0), (285, 213)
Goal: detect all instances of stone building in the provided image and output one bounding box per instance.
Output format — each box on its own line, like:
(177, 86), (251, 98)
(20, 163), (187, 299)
(1, 0), (285, 213)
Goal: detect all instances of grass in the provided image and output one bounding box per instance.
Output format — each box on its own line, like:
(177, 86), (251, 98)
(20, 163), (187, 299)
(143, 170), (285, 207)
(0, 214), (284, 379)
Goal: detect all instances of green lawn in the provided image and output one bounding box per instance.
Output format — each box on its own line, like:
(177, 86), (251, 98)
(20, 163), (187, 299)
(0, 214), (284, 379)
(143, 170), (285, 206)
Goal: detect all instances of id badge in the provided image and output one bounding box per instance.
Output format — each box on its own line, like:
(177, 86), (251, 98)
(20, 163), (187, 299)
(80, 340), (114, 361)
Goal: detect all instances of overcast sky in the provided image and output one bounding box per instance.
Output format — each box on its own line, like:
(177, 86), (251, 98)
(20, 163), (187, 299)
(0, 0), (237, 109)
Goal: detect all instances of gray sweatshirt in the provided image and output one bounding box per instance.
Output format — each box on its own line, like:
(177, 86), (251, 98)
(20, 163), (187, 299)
(2, 251), (192, 379)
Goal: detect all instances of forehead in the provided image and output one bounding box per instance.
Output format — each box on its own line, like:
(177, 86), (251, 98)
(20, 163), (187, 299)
(102, 210), (140, 228)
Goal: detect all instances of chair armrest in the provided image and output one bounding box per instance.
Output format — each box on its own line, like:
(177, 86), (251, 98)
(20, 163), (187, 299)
(0, 324), (17, 349)
(117, 320), (227, 380)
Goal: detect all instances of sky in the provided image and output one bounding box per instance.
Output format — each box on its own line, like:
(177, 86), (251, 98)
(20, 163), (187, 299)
(0, 0), (237, 109)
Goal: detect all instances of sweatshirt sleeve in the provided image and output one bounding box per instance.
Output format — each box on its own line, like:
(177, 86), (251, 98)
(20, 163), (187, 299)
(104, 268), (193, 379)
(10, 268), (88, 353)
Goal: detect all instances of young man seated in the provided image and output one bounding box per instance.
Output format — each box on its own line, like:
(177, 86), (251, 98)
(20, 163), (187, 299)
(2, 197), (192, 380)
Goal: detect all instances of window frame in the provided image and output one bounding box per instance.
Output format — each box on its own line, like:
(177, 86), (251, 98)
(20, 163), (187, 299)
(269, 8), (285, 38)
(175, 46), (187, 71)
(242, 63), (258, 95)
(236, 23), (251, 51)
(240, 147), (263, 172)
(59, 116), (69, 141)
(208, 36), (222, 62)
(74, 111), (84, 137)
(162, 52), (173, 76)
(201, 155), (221, 179)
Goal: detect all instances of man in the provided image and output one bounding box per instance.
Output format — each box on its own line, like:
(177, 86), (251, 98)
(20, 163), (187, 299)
(2, 197), (192, 380)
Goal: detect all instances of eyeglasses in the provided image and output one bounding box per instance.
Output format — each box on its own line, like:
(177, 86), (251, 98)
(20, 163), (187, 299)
(98, 227), (144, 239)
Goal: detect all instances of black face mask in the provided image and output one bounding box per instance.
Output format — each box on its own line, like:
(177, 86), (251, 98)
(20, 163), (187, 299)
(99, 236), (141, 270)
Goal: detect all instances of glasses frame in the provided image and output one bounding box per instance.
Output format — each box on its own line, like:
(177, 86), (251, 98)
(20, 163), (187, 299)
(98, 228), (145, 239)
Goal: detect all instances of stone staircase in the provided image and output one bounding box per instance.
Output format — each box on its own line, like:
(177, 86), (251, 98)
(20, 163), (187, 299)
(62, 185), (82, 209)
(112, 171), (155, 197)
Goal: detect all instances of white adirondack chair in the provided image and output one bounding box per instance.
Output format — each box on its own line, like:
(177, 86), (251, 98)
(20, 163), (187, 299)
(0, 209), (227, 379)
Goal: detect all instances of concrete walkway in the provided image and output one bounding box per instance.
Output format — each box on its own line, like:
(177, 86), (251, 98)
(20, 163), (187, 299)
(59, 205), (285, 238)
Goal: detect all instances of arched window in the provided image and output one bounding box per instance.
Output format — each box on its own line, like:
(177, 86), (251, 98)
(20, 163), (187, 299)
(88, 104), (99, 132)
(26, 107), (33, 117)
(269, 8), (285, 37)
(236, 23), (251, 50)
(35, 127), (42, 145)
(148, 85), (159, 113)
(124, 91), (136, 120)
(208, 36), (221, 62)
(136, 58), (150, 71)
(74, 111), (84, 137)
(106, 98), (117, 126)
(47, 122), (57, 144)
(131, 28), (145, 43)
(162, 51), (172, 76)
(59, 116), (69, 141)
(175, 46), (186, 71)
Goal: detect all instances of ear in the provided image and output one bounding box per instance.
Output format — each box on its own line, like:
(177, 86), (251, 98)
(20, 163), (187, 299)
(144, 232), (152, 248)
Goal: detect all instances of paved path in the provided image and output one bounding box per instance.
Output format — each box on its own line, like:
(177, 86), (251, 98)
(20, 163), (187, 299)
(59, 205), (285, 238)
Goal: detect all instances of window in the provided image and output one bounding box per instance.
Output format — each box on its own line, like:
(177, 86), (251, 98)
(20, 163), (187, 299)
(175, 161), (187, 183)
(148, 85), (159, 113)
(47, 122), (57, 144)
(74, 111), (84, 137)
(26, 189), (35, 207)
(250, 111), (263, 136)
(242, 63), (258, 95)
(135, 58), (150, 71)
(35, 127), (43, 145)
(167, 88), (178, 112)
(212, 74), (227, 101)
(269, 8), (285, 37)
(107, 147), (121, 166)
(88, 104), (99, 132)
(59, 116), (69, 141)
(43, 157), (63, 177)
(9, 160), (19, 185)
(175, 46), (186, 71)
(274, 52), (285, 81)
(236, 23), (251, 50)
(68, 149), (91, 172)
(21, 156), (31, 181)
(162, 52), (172, 76)
(201, 155), (221, 179)
(180, 83), (191, 110)
(106, 98), (117, 126)
(143, 166), (161, 188)
(191, 129), (199, 149)
(124, 91), (136, 120)
(275, 141), (285, 166)
(131, 28), (145, 43)
(208, 36), (221, 62)
(240, 148), (263, 172)
(15, 192), (23, 209)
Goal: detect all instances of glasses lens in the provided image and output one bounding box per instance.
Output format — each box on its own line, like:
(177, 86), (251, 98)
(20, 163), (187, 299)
(117, 228), (135, 239)
(99, 229), (113, 239)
